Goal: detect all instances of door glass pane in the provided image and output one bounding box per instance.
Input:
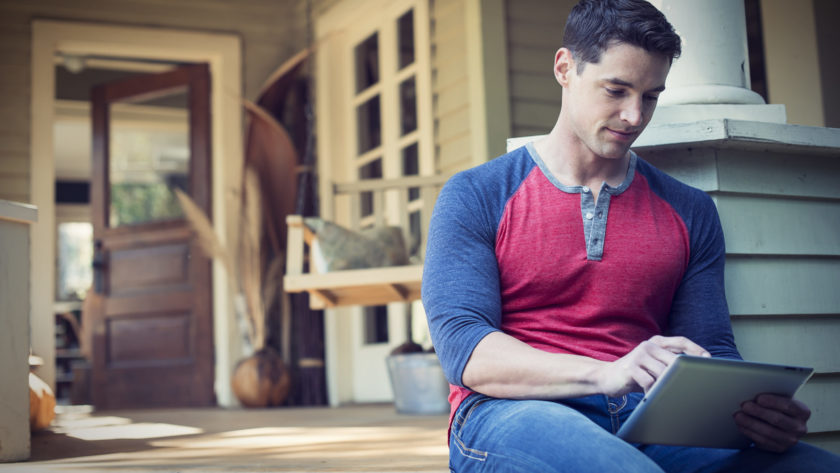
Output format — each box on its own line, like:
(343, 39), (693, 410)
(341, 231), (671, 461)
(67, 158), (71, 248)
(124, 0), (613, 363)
(402, 143), (419, 201)
(359, 158), (382, 217)
(399, 77), (417, 136)
(357, 95), (382, 154)
(363, 306), (389, 344)
(397, 10), (415, 69)
(56, 222), (93, 301)
(108, 87), (189, 227)
(355, 33), (379, 93)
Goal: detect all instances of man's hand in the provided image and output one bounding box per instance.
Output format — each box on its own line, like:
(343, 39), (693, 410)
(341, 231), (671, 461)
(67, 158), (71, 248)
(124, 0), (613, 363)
(596, 335), (709, 397)
(734, 394), (810, 452)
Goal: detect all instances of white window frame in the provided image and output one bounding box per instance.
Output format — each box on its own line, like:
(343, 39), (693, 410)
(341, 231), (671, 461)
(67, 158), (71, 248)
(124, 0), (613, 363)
(315, 0), (434, 405)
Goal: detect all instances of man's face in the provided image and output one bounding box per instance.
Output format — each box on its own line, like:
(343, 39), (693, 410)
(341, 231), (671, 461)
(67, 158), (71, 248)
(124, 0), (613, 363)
(558, 42), (670, 160)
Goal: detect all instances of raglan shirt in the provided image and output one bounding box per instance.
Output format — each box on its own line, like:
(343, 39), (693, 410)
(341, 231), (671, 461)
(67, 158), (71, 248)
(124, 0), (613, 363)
(421, 143), (740, 426)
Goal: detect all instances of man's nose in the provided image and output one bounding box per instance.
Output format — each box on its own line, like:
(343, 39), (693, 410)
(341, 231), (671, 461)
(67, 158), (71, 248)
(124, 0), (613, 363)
(620, 98), (643, 127)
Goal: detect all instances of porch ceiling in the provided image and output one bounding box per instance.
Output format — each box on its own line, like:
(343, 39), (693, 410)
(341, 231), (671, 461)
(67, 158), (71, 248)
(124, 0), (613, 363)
(15, 404), (449, 472)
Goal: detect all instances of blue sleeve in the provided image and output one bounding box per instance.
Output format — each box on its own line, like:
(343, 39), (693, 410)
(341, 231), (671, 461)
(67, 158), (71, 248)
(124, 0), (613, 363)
(421, 172), (505, 387)
(663, 188), (741, 360)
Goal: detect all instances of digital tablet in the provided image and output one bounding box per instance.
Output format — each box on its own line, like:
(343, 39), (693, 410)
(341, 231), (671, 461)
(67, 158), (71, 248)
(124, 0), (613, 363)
(616, 355), (813, 449)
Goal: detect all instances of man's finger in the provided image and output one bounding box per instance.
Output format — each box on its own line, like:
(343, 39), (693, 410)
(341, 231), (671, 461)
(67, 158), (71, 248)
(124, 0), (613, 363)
(735, 419), (789, 453)
(631, 366), (656, 392)
(649, 335), (710, 357)
(734, 409), (801, 453)
(637, 342), (679, 377)
(755, 394), (811, 421)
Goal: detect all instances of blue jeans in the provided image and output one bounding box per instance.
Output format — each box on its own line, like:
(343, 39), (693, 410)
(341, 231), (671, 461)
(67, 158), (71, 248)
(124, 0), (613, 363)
(450, 393), (840, 472)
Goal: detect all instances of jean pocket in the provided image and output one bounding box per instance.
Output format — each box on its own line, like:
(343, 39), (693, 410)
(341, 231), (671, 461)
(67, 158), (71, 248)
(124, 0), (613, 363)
(451, 429), (489, 462)
(451, 395), (490, 463)
(453, 394), (489, 431)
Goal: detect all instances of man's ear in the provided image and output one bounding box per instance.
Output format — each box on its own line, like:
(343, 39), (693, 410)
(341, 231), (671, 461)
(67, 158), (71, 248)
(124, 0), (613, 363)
(554, 48), (575, 86)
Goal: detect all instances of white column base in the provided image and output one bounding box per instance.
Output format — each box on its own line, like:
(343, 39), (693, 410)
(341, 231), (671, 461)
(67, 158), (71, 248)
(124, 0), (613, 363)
(658, 85), (766, 107)
(649, 104), (787, 127)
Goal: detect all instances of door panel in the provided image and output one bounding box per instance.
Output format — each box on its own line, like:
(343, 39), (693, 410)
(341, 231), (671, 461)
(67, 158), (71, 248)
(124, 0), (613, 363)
(109, 242), (190, 289)
(90, 63), (214, 408)
(107, 313), (192, 364)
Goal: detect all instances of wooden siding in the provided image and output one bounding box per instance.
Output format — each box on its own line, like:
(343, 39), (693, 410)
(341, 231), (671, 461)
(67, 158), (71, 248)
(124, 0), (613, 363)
(0, 9), (31, 202)
(726, 257), (840, 316)
(730, 317), (840, 373)
(642, 145), (840, 448)
(505, 0), (572, 138)
(431, 0), (473, 176)
(0, 0), (316, 203)
(715, 195), (840, 256)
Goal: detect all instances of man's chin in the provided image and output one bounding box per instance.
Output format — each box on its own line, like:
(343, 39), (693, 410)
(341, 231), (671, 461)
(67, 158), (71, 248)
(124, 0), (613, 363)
(596, 146), (632, 160)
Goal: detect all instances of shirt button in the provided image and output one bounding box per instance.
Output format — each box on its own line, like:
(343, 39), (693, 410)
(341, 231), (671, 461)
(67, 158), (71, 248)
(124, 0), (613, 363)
(585, 212), (594, 220)
(597, 212), (603, 218)
(582, 186), (590, 193)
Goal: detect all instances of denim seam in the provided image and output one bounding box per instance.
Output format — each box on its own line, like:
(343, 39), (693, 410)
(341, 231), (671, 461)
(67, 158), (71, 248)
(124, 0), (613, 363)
(607, 395), (628, 434)
(455, 396), (489, 428)
(451, 396), (491, 462)
(451, 433), (489, 461)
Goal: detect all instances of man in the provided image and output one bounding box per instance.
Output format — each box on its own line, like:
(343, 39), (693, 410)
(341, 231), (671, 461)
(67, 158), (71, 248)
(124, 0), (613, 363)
(421, 0), (840, 471)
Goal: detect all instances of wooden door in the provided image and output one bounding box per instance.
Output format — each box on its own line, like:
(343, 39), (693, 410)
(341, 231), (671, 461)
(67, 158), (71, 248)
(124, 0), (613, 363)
(90, 64), (215, 408)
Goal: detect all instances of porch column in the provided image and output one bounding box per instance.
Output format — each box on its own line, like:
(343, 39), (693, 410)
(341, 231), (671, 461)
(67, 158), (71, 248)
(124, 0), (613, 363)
(648, 0), (786, 124)
(0, 201), (38, 462)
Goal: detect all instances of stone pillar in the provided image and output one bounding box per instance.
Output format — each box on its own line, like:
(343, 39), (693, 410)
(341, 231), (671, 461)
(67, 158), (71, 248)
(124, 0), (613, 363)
(648, 0), (786, 124)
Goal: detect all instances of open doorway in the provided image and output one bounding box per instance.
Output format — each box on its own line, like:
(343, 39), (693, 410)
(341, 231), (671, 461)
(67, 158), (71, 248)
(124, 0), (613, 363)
(52, 56), (204, 406)
(31, 21), (243, 407)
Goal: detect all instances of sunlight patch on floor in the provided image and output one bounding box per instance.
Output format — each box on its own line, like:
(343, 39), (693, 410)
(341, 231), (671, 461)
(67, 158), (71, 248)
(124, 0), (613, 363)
(62, 422), (204, 441)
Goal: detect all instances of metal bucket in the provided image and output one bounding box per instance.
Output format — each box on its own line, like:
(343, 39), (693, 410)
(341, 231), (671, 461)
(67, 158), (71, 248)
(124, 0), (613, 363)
(386, 352), (450, 415)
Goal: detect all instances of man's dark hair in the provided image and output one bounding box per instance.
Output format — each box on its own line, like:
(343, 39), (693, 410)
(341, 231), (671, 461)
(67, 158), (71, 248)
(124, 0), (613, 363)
(563, 0), (681, 73)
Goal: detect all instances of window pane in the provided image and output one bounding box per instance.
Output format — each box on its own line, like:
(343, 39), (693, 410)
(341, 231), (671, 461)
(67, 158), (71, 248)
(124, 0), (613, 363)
(358, 158), (382, 217)
(109, 86), (189, 227)
(399, 77), (417, 136)
(364, 306), (389, 344)
(409, 210), (422, 257)
(402, 143), (420, 201)
(355, 33), (379, 93)
(356, 95), (382, 154)
(397, 10), (415, 69)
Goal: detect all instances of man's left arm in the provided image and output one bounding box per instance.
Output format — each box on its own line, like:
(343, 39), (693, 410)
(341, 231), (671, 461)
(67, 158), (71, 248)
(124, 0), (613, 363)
(664, 191), (738, 359)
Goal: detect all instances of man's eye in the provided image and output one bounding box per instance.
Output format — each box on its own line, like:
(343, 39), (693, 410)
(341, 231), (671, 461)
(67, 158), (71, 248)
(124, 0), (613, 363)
(605, 88), (623, 96)
(644, 95), (660, 102)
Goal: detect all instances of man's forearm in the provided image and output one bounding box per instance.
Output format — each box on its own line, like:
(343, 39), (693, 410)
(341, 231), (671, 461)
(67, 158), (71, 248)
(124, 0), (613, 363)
(461, 331), (710, 399)
(461, 331), (605, 399)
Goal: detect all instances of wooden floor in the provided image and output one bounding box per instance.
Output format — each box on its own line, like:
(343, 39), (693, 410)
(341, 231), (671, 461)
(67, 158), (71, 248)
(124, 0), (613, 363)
(8, 404), (449, 472)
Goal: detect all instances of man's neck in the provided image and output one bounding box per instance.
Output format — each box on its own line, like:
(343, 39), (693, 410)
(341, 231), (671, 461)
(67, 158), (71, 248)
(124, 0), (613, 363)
(533, 118), (630, 200)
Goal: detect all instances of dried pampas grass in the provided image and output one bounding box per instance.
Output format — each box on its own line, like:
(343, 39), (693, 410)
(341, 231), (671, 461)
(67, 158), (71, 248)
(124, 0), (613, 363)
(175, 189), (234, 280)
(176, 174), (274, 352)
(239, 167), (265, 351)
